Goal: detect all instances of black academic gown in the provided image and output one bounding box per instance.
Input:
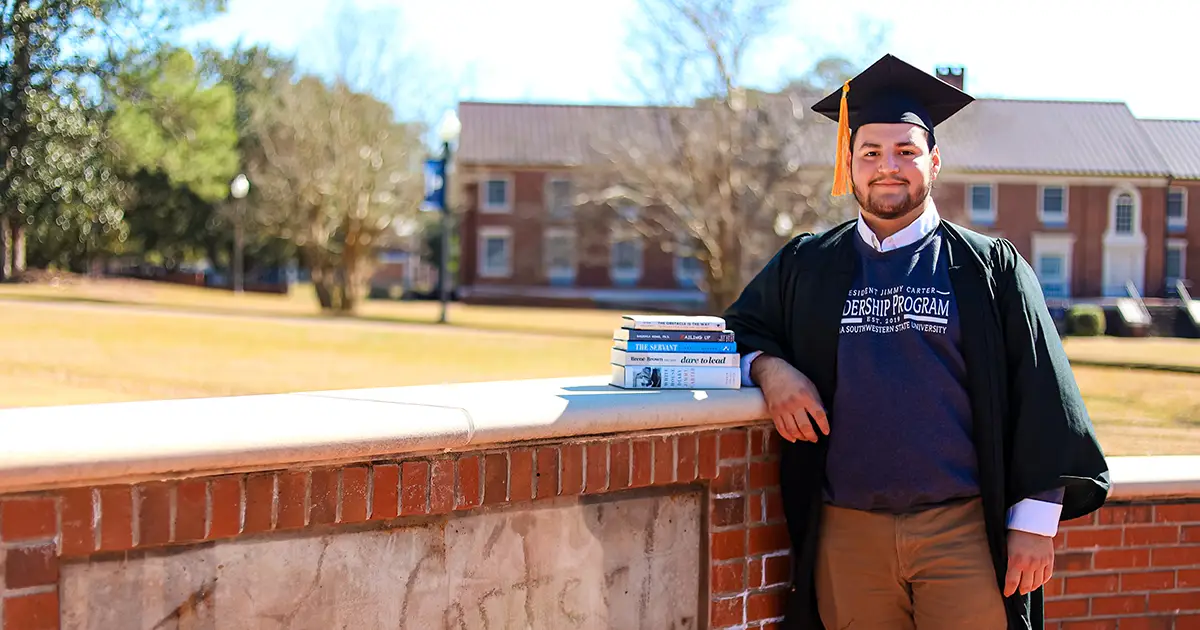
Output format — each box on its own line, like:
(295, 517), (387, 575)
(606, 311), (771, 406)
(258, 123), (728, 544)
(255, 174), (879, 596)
(722, 218), (1110, 630)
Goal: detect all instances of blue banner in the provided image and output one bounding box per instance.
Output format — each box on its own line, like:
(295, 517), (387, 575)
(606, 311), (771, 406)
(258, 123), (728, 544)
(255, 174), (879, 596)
(422, 158), (445, 212)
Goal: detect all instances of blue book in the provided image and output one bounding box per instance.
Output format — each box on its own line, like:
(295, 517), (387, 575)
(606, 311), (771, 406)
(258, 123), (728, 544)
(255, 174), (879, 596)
(613, 340), (737, 353)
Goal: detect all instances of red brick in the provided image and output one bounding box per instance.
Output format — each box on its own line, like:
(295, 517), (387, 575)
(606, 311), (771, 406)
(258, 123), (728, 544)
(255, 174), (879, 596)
(429, 459), (454, 515)
(340, 467), (369, 523)
(765, 430), (783, 457)
(276, 471), (309, 530)
(749, 461), (779, 490)
(609, 440), (631, 490)
(677, 434), (697, 482)
(747, 590), (785, 622)
(712, 496), (746, 528)
(1157, 503), (1200, 523)
(371, 464), (400, 520)
(652, 436), (674, 485)
(748, 557), (764, 588)
(1094, 548), (1151, 569)
(1120, 617), (1175, 630)
(1126, 525), (1180, 546)
(1099, 505), (1153, 525)
(307, 470), (338, 526)
(1183, 525), (1200, 543)
(698, 432), (718, 479)
(1044, 576), (1064, 597)
(59, 487), (94, 556)
(712, 529), (747, 562)
(509, 449), (534, 502)
(3, 590), (59, 630)
(712, 561), (745, 594)
(719, 429), (748, 460)
(1180, 614), (1200, 630)
(456, 456), (482, 510)
(1090, 594), (1146, 615)
(711, 595), (745, 628)
(1044, 598), (1089, 619)
(764, 555), (790, 586)
(750, 428), (767, 457)
(534, 448), (559, 499)
(135, 481), (171, 547)
(764, 491), (784, 522)
(5, 544), (58, 588)
(401, 461), (430, 515)
(1066, 527), (1122, 548)
(1060, 622), (1115, 630)
(1122, 570), (1175, 592)
(560, 445), (584, 496)
(749, 523), (791, 555)
(1150, 591), (1200, 613)
(630, 440), (653, 488)
(209, 476), (242, 538)
(1181, 569), (1200, 588)
(749, 493), (765, 523)
(98, 485), (134, 551)
(714, 465), (746, 495)
(1153, 546), (1200, 567)
(175, 480), (208, 542)
(0, 498), (56, 542)
(1060, 513), (1096, 528)
(1053, 532), (1066, 551)
(484, 452), (508, 505)
(1064, 574), (1118, 595)
(585, 443), (608, 494)
(243, 473), (275, 533)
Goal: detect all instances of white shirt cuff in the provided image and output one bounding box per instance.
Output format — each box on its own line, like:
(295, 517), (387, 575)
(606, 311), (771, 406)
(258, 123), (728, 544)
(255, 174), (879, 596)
(741, 350), (763, 387)
(1007, 499), (1063, 537)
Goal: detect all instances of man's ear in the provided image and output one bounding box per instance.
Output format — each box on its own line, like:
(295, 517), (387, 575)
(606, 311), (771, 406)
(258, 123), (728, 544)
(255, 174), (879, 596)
(930, 144), (941, 180)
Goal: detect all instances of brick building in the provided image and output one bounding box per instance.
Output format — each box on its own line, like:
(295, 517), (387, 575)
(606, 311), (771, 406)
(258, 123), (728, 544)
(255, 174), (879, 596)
(451, 69), (1200, 311)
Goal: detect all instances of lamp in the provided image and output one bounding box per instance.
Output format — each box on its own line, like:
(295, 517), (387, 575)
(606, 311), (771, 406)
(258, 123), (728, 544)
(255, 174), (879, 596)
(230, 174), (250, 293)
(435, 111), (459, 323)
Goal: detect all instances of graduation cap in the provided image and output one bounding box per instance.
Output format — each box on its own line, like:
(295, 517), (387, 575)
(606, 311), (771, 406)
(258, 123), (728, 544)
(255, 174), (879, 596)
(812, 54), (974, 196)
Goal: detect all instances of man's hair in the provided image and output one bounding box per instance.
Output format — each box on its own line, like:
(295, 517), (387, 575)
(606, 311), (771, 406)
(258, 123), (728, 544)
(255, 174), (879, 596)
(849, 127), (935, 154)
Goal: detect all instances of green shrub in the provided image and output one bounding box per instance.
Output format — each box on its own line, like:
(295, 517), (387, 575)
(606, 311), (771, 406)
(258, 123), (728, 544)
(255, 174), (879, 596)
(1067, 305), (1106, 336)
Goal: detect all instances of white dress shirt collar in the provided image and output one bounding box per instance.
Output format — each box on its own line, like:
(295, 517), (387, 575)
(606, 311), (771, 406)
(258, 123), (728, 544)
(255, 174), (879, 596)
(855, 203), (942, 253)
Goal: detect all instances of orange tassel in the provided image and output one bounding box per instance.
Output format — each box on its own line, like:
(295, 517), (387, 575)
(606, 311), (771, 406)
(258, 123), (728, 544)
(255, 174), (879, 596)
(830, 80), (852, 197)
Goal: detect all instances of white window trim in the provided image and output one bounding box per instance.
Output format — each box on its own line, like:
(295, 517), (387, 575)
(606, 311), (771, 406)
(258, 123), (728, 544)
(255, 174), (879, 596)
(1038, 184), (1069, 225)
(1106, 185), (1146, 244)
(480, 174), (514, 214)
(967, 183), (997, 224)
(1169, 186), (1188, 231)
(543, 227), (576, 280)
(1167, 238), (1188, 286)
(478, 226), (513, 278)
(1031, 233), (1075, 298)
(610, 226), (643, 283)
(546, 177), (573, 219)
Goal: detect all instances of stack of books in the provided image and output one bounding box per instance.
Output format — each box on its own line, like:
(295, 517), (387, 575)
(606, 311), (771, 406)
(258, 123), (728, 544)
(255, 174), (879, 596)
(609, 314), (741, 390)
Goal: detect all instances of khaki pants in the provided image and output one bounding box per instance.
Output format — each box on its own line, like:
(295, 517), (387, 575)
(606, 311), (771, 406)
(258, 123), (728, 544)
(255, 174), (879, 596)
(815, 498), (1007, 630)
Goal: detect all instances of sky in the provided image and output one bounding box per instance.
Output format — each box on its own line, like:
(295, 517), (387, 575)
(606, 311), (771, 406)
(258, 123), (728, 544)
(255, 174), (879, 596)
(180, 0), (1200, 122)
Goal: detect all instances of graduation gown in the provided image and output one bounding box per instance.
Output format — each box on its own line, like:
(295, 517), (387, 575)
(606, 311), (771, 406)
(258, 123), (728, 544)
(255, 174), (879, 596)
(722, 218), (1111, 630)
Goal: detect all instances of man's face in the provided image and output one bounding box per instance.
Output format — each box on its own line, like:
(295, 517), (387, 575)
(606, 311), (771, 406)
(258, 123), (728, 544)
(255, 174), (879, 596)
(849, 123), (940, 222)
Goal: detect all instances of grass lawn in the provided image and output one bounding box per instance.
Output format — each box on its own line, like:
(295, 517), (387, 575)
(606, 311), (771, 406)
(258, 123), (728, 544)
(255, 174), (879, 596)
(3, 279), (1200, 455)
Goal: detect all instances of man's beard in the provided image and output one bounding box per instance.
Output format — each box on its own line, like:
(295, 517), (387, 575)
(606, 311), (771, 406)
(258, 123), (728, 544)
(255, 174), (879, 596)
(853, 176), (932, 221)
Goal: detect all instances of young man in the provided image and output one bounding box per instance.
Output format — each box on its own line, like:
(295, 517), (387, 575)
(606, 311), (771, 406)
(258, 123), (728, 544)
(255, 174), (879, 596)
(722, 54), (1109, 630)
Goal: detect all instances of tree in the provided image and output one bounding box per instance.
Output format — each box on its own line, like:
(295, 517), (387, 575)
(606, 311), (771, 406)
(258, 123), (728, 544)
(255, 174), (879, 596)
(579, 0), (871, 312)
(0, 0), (226, 279)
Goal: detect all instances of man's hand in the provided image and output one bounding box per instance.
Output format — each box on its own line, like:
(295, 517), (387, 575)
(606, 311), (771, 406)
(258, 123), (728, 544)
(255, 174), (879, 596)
(1004, 530), (1055, 597)
(750, 355), (828, 443)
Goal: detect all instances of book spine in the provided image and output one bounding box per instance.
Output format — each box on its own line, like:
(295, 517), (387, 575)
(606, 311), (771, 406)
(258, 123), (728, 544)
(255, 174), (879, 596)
(612, 348), (739, 367)
(611, 364), (741, 389)
(616, 340), (737, 353)
(620, 316), (725, 331)
(613, 328), (735, 342)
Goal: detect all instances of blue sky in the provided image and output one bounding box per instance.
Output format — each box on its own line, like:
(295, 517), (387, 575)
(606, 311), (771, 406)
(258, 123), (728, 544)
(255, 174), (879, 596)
(181, 0), (1200, 122)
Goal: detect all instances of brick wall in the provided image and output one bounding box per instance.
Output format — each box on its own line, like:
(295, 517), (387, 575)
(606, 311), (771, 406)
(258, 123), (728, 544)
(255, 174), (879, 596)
(0, 424), (790, 630)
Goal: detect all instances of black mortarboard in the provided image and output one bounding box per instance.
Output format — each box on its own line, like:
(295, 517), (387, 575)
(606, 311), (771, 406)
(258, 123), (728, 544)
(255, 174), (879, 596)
(811, 54), (974, 196)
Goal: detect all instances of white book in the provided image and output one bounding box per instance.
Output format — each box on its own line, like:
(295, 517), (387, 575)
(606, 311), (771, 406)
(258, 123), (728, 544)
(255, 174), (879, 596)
(610, 364), (741, 390)
(611, 348), (739, 367)
(620, 314), (726, 331)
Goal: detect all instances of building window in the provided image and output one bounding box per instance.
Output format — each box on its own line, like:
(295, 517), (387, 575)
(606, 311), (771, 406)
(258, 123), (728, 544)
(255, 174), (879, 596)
(674, 234), (705, 289)
(544, 228), (576, 285)
(1167, 239), (1187, 293)
(1040, 185), (1067, 225)
(1169, 187), (1188, 232)
(968, 184), (995, 224)
(1032, 234), (1073, 299)
(478, 227), (512, 278)
(1115, 193), (1135, 234)
(610, 228), (643, 286)
(546, 179), (573, 219)
(481, 176), (512, 213)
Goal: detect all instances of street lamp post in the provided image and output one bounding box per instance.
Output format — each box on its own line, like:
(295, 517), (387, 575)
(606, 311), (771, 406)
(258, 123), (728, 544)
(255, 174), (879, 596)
(230, 174), (250, 294)
(436, 111), (461, 324)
